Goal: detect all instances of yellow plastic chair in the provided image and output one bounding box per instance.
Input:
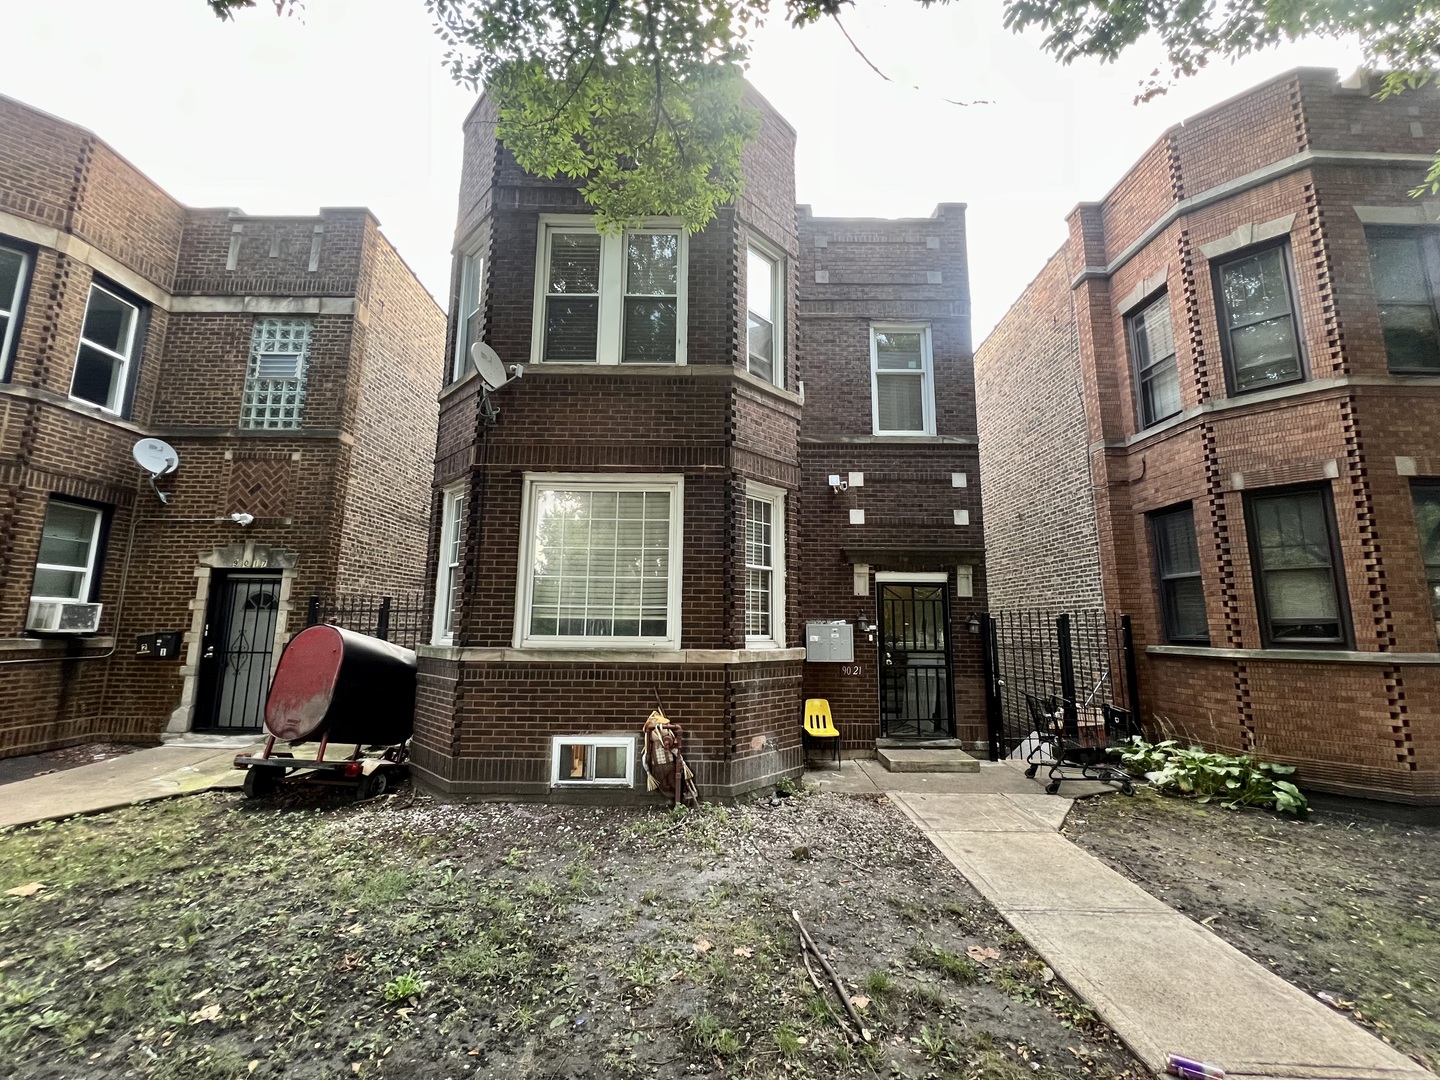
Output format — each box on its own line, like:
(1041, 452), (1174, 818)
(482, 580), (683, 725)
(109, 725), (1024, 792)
(802, 698), (842, 769)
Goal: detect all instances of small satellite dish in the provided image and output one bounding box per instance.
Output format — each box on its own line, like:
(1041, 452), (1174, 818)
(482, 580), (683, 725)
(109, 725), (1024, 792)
(132, 438), (180, 477)
(470, 341), (519, 391)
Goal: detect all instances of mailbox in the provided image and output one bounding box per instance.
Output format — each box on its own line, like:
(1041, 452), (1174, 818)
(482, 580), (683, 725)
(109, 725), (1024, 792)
(805, 621), (855, 663)
(136, 632), (183, 659)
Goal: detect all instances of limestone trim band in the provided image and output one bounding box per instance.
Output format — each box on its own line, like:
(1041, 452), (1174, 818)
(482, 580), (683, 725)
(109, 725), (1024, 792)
(416, 645), (808, 665)
(1149, 644), (1440, 665)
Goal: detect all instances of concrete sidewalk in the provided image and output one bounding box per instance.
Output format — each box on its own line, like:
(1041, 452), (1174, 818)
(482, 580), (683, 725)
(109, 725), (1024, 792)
(891, 790), (1432, 1080)
(0, 737), (258, 828)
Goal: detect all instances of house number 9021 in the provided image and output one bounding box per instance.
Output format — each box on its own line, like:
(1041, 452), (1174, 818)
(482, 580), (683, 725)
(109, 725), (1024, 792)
(841, 665), (863, 677)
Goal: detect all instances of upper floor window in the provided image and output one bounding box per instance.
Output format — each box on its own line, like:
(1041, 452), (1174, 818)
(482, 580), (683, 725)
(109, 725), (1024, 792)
(1, 242), (31, 380)
(31, 500), (104, 603)
(453, 248), (484, 382)
(432, 485), (466, 645)
(747, 245), (783, 385)
(745, 484), (786, 645)
(240, 318), (311, 430)
(1366, 229), (1440, 373)
(70, 282), (140, 414)
(1244, 486), (1348, 647)
(532, 220), (685, 366)
(517, 475), (683, 650)
(1410, 481), (1440, 643)
(1150, 504), (1207, 644)
(1215, 245), (1303, 394)
(1127, 293), (1181, 427)
(871, 324), (935, 436)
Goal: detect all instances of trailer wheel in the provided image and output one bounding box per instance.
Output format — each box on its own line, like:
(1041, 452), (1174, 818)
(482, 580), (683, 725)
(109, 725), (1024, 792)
(356, 770), (389, 802)
(244, 766), (282, 800)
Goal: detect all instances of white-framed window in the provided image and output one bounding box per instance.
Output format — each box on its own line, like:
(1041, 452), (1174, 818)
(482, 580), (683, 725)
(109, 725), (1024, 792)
(515, 473), (684, 649)
(240, 318), (311, 430)
(744, 483), (786, 645)
(531, 217), (686, 366)
(0, 242), (31, 380)
(453, 247), (484, 382)
(31, 500), (104, 603)
(550, 735), (635, 787)
(70, 283), (139, 414)
(870, 323), (935, 436)
(747, 244), (783, 384)
(432, 484), (467, 645)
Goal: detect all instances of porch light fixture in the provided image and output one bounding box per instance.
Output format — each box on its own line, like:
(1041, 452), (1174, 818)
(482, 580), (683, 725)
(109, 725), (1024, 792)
(966, 613), (982, 635)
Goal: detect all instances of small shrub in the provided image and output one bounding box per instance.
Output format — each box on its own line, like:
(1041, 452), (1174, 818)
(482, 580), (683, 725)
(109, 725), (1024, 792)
(382, 972), (427, 1002)
(1113, 738), (1308, 815)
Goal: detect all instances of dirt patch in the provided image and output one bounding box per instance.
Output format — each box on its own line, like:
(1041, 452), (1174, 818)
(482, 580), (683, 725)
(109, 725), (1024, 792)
(1065, 789), (1440, 1070)
(1, 784), (1145, 1079)
(0, 741), (145, 786)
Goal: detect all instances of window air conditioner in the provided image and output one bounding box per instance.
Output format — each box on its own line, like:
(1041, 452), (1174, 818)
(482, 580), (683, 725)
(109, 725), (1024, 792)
(27, 600), (103, 634)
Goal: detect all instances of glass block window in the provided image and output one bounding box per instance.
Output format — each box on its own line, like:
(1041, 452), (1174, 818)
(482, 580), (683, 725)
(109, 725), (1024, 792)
(522, 477), (683, 647)
(241, 318), (311, 430)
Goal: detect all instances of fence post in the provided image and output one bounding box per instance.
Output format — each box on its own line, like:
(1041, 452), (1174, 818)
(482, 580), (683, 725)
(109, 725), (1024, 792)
(1120, 613), (1141, 733)
(1056, 613), (1078, 738)
(306, 595), (320, 627)
(376, 597), (392, 641)
(981, 614), (1002, 761)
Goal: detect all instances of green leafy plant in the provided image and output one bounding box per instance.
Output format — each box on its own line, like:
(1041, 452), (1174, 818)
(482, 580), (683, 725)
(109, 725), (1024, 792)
(1112, 738), (1308, 815)
(381, 972), (428, 1003)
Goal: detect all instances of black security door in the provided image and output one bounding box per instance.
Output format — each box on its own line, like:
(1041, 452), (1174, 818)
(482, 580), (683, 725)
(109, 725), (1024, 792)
(878, 583), (954, 738)
(194, 571), (282, 732)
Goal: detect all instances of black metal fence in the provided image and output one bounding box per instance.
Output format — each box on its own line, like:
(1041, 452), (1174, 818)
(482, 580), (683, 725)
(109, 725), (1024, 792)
(306, 592), (429, 651)
(982, 610), (1140, 759)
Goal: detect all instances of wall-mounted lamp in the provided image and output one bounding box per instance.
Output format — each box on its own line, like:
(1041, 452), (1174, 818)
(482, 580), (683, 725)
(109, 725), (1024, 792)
(966, 613), (982, 635)
(827, 473), (848, 494)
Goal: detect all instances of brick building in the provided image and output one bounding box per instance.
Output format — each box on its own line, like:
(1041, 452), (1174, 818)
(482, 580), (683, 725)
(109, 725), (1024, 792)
(0, 95), (445, 757)
(976, 68), (1440, 804)
(413, 90), (984, 800)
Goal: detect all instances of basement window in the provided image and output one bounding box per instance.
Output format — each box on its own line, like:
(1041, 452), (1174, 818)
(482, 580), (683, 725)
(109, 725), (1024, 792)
(551, 736), (634, 787)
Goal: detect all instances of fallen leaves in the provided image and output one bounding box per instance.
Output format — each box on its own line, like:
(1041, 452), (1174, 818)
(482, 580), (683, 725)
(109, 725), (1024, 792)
(188, 1003), (221, 1024)
(849, 994), (871, 1011)
(5, 881), (44, 897)
(967, 945), (1002, 965)
(693, 938), (713, 954)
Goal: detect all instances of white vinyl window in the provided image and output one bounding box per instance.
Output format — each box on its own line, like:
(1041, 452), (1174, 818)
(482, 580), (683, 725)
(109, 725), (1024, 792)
(532, 218), (686, 366)
(31, 501), (103, 603)
(453, 248), (484, 382)
(516, 474), (684, 649)
(240, 318), (311, 430)
(70, 283), (139, 414)
(744, 483), (786, 644)
(432, 485), (467, 645)
(871, 323), (935, 436)
(551, 735), (635, 787)
(747, 244), (783, 384)
(0, 243), (30, 380)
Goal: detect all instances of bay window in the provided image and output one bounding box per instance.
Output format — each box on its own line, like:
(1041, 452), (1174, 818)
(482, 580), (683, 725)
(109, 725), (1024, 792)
(1215, 245), (1304, 394)
(1, 242), (30, 380)
(1127, 293), (1181, 427)
(1366, 229), (1440, 372)
(747, 245), (783, 384)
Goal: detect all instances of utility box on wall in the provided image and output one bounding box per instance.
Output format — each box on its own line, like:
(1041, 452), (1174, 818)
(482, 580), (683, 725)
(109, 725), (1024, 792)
(805, 621), (855, 663)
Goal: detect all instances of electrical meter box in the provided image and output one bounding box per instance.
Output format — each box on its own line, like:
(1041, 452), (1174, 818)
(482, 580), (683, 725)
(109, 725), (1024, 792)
(805, 621), (854, 663)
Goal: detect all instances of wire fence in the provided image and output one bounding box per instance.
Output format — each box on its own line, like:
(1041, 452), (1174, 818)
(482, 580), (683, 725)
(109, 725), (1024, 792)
(305, 592), (429, 651)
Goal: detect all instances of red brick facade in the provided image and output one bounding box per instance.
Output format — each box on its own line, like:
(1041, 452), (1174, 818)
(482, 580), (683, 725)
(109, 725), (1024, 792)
(976, 69), (1440, 803)
(0, 95), (445, 757)
(414, 89), (984, 800)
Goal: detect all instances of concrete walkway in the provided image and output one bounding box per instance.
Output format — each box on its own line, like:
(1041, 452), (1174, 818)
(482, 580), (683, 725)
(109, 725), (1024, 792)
(0, 736), (258, 828)
(885, 783), (1432, 1080)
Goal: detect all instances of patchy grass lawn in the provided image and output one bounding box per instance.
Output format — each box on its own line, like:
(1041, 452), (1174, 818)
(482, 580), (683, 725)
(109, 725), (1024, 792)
(0, 785), (1145, 1080)
(1065, 790), (1440, 1071)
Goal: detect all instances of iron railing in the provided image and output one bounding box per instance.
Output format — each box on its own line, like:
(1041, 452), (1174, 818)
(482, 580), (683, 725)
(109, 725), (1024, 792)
(306, 591), (428, 651)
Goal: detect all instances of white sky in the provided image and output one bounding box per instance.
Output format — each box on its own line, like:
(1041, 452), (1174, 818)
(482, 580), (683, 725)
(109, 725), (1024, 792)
(3, 0), (1363, 340)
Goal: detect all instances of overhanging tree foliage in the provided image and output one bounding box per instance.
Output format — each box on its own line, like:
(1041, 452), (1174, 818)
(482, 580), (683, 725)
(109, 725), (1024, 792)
(211, 0), (1440, 220)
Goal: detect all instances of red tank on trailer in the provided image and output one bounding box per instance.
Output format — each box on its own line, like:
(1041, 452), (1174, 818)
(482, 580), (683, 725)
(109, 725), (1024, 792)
(265, 625), (416, 745)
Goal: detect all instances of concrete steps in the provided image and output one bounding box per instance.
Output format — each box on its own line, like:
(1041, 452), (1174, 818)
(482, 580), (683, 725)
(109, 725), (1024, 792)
(876, 747), (980, 773)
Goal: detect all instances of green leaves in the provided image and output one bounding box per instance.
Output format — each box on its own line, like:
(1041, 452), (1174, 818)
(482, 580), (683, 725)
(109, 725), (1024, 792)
(1113, 736), (1310, 815)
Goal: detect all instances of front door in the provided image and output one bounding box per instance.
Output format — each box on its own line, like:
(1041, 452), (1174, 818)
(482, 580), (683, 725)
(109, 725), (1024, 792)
(194, 572), (283, 732)
(878, 582), (954, 738)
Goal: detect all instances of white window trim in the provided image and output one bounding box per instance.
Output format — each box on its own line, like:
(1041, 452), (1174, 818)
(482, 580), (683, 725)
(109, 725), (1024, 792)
(746, 238), (785, 386)
(432, 484), (467, 645)
(514, 472), (685, 650)
(529, 215), (688, 367)
(875, 571), (949, 583)
(453, 243), (484, 383)
(31, 501), (104, 604)
(744, 481), (786, 648)
(70, 283), (139, 415)
(870, 322), (936, 437)
(550, 734), (636, 788)
(0, 243), (30, 380)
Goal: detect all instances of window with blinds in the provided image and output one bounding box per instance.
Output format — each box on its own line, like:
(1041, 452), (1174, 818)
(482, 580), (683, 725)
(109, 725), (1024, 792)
(240, 318), (311, 430)
(1244, 486), (1349, 647)
(1150, 505), (1207, 644)
(871, 324), (934, 435)
(520, 477), (684, 648)
(743, 484), (786, 644)
(1128, 293), (1182, 427)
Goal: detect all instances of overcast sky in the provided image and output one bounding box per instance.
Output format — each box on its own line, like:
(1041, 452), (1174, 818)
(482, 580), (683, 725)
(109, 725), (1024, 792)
(4, 0), (1364, 341)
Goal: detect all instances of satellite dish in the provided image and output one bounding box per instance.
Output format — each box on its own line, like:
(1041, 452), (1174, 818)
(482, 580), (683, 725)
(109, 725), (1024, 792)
(470, 341), (518, 391)
(132, 438), (180, 477)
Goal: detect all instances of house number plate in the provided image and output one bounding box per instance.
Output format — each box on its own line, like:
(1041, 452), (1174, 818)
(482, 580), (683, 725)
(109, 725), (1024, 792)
(841, 665), (863, 677)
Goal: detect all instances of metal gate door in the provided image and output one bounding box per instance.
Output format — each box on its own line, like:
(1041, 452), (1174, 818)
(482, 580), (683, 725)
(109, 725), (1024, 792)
(195, 572), (282, 732)
(878, 583), (954, 738)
